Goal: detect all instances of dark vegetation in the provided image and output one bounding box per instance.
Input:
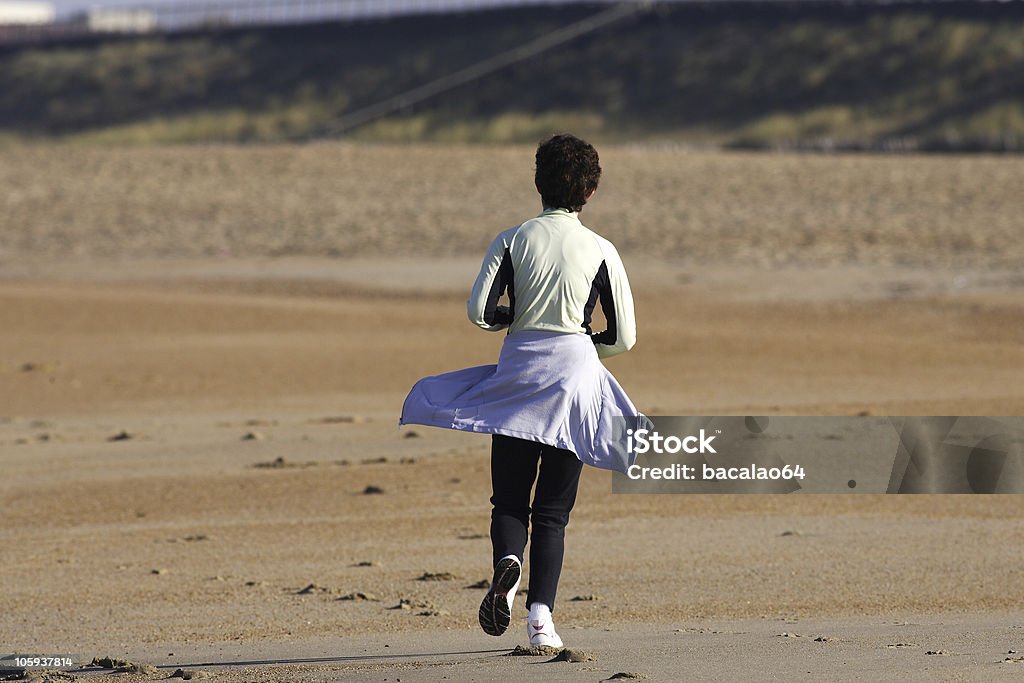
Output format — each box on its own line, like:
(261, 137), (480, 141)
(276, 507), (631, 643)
(1, 2), (1022, 149)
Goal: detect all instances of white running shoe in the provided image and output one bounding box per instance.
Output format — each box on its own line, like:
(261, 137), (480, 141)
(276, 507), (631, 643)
(478, 555), (521, 636)
(528, 617), (563, 648)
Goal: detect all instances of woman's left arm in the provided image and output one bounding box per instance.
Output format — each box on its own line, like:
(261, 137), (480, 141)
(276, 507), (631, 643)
(592, 238), (636, 358)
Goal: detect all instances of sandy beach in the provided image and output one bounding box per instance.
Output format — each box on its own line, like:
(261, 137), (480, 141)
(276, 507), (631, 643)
(2, 144), (1023, 681)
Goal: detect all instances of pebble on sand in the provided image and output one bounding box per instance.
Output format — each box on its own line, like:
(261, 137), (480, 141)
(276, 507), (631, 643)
(253, 457), (295, 468)
(89, 657), (156, 674)
(312, 415), (368, 424)
(338, 592), (380, 601)
(17, 671), (77, 682)
(20, 362), (55, 373)
(107, 430), (133, 442)
(363, 485), (385, 494)
(389, 598), (435, 611)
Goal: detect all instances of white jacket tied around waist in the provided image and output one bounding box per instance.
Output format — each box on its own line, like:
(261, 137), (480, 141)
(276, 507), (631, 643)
(400, 331), (644, 472)
(400, 208), (644, 473)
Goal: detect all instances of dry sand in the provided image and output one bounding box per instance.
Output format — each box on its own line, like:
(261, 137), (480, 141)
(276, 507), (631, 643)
(3, 143), (1023, 268)
(2, 145), (1024, 681)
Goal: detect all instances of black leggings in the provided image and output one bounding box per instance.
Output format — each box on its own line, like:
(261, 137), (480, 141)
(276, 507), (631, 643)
(489, 434), (584, 612)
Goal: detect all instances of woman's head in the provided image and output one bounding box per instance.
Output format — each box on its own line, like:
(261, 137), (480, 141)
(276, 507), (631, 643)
(535, 134), (601, 212)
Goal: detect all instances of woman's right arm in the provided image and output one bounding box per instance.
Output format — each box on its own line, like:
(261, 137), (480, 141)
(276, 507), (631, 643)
(467, 226), (519, 331)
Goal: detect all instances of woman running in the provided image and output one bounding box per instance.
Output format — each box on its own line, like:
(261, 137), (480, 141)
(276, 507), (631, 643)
(401, 133), (641, 648)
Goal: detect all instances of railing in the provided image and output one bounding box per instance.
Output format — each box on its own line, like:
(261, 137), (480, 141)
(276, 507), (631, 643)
(149, 0), (583, 29)
(0, 0), (996, 46)
(0, 0), (619, 44)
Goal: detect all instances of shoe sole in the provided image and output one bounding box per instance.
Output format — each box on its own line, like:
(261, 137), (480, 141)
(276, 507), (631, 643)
(478, 557), (520, 636)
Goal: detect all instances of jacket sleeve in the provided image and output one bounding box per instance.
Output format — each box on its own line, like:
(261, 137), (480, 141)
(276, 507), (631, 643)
(593, 238), (636, 358)
(467, 227), (518, 332)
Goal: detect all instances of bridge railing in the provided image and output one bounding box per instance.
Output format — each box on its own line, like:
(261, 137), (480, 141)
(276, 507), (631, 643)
(0, 0), (611, 44)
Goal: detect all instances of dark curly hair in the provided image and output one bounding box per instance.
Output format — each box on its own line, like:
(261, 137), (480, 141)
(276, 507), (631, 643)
(535, 134), (601, 212)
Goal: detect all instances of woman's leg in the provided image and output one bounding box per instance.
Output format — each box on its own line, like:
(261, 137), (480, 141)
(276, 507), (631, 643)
(527, 444), (584, 611)
(489, 434), (541, 566)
